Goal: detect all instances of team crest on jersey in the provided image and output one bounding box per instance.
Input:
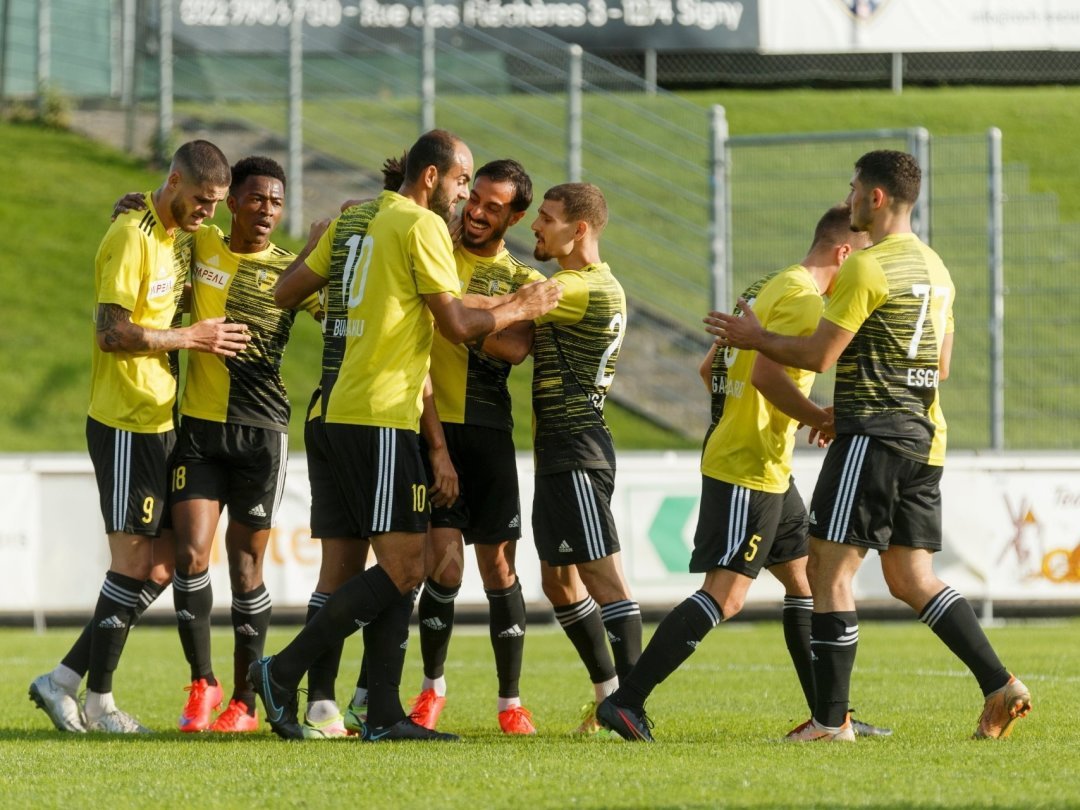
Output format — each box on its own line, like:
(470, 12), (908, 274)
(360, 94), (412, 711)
(487, 279), (506, 296)
(836, 0), (889, 20)
(256, 268), (278, 292)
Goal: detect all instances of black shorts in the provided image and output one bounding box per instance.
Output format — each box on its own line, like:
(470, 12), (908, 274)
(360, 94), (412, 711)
(170, 417), (287, 530)
(690, 477), (809, 577)
(86, 416), (176, 536)
(809, 434), (943, 552)
(305, 411), (362, 540)
(420, 423), (522, 545)
(532, 468), (619, 565)
(323, 423), (430, 538)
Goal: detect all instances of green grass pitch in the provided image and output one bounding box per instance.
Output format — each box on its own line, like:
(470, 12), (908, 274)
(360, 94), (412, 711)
(3, 619), (1077, 808)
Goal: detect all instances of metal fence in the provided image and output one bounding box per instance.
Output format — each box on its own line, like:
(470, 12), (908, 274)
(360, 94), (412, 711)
(4, 1), (1080, 448)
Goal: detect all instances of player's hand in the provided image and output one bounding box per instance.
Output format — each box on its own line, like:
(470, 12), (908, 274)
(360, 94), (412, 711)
(307, 217), (331, 245)
(112, 191), (147, 221)
(428, 447), (459, 508)
(703, 298), (763, 350)
(447, 212), (464, 248)
(514, 279), (563, 319)
(806, 406), (835, 448)
(185, 316), (251, 357)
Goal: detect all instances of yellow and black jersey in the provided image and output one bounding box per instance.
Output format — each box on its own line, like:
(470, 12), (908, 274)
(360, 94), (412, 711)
(181, 226), (319, 431)
(325, 192), (460, 431)
(89, 192), (187, 433)
(824, 232), (954, 465)
(306, 197), (385, 414)
(532, 263), (626, 474)
(430, 248), (545, 431)
(702, 265), (822, 493)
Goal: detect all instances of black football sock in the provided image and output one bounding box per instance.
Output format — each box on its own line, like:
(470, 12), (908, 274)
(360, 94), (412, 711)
(417, 577), (458, 681)
(363, 590), (415, 728)
(919, 587), (1010, 696)
(86, 571), (142, 693)
(810, 611), (858, 728)
(173, 568), (216, 685)
(782, 595), (815, 712)
(486, 578), (526, 699)
(553, 597), (616, 685)
(305, 591), (345, 703)
(272, 565), (400, 690)
(62, 579), (167, 677)
(600, 599), (643, 680)
(614, 591), (721, 711)
(230, 584), (272, 711)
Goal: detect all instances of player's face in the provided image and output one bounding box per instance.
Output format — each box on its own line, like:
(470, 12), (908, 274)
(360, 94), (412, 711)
(462, 176), (519, 251)
(846, 170), (873, 232)
(170, 175), (228, 233)
(430, 143), (474, 223)
(228, 174), (285, 247)
(531, 198), (576, 262)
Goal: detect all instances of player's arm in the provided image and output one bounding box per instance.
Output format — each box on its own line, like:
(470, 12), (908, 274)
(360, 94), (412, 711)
(96, 304), (250, 357)
(420, 375), (458, 508)
(111, 192), (146, 220)
(939, 332), (953, 381)
(704, 300), (855, 373)
(479, 320), (534, 364)
(750, 354), (834, 437)
(699, 343), (719, 391)
(424, 280), (561, 346)
(275, 218), (332, 309)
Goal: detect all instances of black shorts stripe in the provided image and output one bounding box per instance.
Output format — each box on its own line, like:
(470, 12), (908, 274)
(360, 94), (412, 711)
(827, 435), (869, 541)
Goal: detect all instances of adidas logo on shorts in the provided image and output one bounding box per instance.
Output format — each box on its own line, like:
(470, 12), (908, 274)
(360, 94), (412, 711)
(498, 624), (525, 638)
(248, 504), (267, 518)
(98, 615), (126, 629)
(558, 540), (573, 553)
(508, 514), (520, 529)
(808, 510), (817, 525)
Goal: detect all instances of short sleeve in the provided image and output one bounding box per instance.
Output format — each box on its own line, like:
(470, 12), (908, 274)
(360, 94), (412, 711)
(96, 226), (148, 312)
(410, 214), (460, 296)
(306, 217), (339, 281)
(535, 270), (588, 326)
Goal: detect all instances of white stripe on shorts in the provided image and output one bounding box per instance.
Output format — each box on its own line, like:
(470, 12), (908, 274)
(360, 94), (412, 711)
(112, 429), (132, 532)
(572, 470), (604, 560)
(826, 435), (870, 542)
(372, 428), (396, 533)
(269, 431), (288, 527)
(720, 485), (750, 567)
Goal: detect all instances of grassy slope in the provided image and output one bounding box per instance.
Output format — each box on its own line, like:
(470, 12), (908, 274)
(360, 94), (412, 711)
(3, 620), (1077, 808)
(0, 121), (683, 451)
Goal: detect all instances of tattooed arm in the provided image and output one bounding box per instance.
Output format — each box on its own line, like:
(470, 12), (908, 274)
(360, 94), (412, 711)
(96, 304), (251, 357)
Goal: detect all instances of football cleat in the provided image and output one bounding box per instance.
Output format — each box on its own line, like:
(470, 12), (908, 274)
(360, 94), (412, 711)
(974, 674), (1031, 739)
(302, 711), (351, 739)
(179, 678), (224, 732)
(248, 657), (304, 740)
(361, 717), (460, 742)
(408, 688), (447, 730)
(573, 701), (602, 735)
(209, 699), (259, 733)
(498, 705), (537, 735)
(87, 708), (152, 734)
(29, 673), (86, 733)
(784, 716), (855, 743)
(848, 708), (892, 737)
(344, 700), (368, 735)
(596, 697), (654, 742)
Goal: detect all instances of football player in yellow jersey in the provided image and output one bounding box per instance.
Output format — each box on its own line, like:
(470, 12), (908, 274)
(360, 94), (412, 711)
(29, 141), (249, 735)
(525, 183), (641, 735)
(251, 130), (561, 741)
(708, 150), (1031, 742)
(598, 205), (884, 742)
(407, 159), (547, 736)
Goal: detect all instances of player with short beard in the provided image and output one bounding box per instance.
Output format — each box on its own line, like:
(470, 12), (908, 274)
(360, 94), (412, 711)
(407, 159), (547, 735)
